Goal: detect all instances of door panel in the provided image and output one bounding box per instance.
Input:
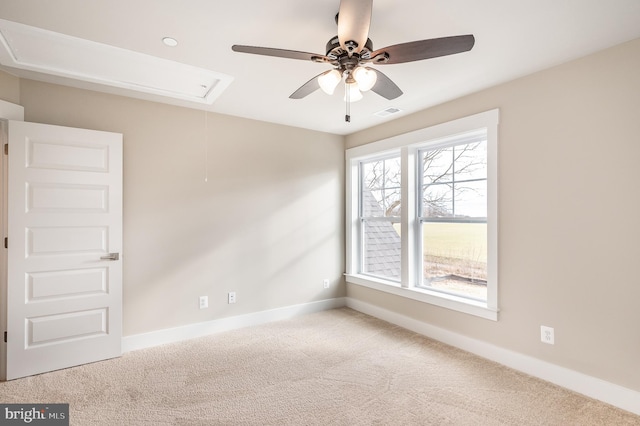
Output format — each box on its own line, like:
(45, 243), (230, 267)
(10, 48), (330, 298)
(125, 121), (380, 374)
(6, 120), (122, 380)
(27, 308), (108, 347)
(28, 226), (108, 255)
(27, 183), (109, 213)
(28, 267), (108, 300)
(27, 139), (109, 172)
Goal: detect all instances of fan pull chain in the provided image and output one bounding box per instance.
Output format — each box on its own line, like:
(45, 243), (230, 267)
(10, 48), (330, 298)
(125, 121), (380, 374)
(345, 81), (351, 122)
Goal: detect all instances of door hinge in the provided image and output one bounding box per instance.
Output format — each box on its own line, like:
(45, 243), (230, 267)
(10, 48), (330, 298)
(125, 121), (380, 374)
(3, 237), (6, 249)
(3, 332), (6, 343)
(3, 144), (7, 155)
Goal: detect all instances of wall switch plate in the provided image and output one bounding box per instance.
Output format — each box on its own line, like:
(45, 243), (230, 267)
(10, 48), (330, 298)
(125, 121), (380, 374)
(541, 325), (554, 344)
(323, 279), (330, 289)
(199, 296), (208, 309)
(228, 291), (236, 304)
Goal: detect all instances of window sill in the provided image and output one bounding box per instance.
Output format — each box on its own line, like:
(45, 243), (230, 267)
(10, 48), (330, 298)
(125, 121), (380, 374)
(345, 274), (499, 321)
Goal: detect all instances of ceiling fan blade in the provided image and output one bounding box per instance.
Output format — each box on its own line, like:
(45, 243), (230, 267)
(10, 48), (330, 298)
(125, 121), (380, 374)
(289, 72), (328, 99)
(337, 0), (373, 54)
(369, 68), (403, 100)
(232, 45), (328, 62)
(371, 35), (475, 65)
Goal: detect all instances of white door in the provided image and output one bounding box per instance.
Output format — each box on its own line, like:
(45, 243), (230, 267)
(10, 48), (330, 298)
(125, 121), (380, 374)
(5, 120), (122, 380)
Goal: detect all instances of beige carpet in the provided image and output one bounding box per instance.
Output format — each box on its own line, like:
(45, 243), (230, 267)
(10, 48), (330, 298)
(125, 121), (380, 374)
(1, 308), (638, 425)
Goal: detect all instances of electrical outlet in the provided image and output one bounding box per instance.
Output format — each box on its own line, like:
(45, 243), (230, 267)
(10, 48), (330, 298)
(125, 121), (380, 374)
(541, 325), (554, 345)
(228, 291), (236, 304)
(323, 279), (330, 289)
(199, 296), (208, 310)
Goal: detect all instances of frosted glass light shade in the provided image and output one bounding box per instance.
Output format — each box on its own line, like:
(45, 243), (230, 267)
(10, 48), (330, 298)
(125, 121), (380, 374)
(353, 66), (377, 92)
(318, 69), (342, 95)
(344, 82), (363, 102)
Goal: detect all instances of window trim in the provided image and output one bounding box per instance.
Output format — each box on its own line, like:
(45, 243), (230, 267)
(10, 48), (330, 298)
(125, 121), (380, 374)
(345, 109), (499, 321)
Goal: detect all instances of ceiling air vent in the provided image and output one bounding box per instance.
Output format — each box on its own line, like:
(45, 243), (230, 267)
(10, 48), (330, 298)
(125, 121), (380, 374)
(374, 107), (402, 118)
(0, 19), (233, 105)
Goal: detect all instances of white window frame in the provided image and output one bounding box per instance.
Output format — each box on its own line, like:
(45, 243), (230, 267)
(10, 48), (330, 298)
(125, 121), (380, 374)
(345, 109), (499, 320)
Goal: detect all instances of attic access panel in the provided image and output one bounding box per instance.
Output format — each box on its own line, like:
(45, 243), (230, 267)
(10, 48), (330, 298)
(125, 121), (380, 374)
(0, 19), (233, 105)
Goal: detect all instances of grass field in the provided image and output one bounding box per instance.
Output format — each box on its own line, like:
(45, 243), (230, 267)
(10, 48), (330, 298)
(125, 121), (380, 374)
(393, 222), (487, 296)
(422, 223), (487, 284)
(422, 222), (487, 264)
(392, 222), (487, 263)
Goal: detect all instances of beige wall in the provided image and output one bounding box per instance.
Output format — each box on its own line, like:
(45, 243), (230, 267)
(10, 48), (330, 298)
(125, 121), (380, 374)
(1, 36), (638, 393)
(0, 71), (19, 105)
(1, 76), (345, 336)
(346, 38), (640, 392)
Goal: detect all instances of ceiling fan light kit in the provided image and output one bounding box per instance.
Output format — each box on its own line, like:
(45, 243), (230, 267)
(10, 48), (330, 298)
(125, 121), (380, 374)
(344, 82), (363, 102)
(320, 66), (374, 100)
(232, 0), (475, 122)
(352, 66), (377, 92)
(318, 69), (342, 95)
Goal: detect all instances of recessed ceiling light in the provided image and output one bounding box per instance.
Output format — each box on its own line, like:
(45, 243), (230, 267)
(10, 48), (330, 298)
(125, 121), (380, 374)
(162, 37), (178, 47)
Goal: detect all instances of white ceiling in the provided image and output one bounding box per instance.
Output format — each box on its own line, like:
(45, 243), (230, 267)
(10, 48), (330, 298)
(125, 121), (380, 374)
(1, 0), (639, 135)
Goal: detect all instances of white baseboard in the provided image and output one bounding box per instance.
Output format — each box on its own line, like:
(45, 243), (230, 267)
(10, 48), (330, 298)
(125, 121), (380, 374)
(122, 297), (346, 353)
(345, 297), (640, 416)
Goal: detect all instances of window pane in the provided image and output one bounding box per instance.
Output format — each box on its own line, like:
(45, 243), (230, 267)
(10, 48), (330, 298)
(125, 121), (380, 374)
(384, 188), (401, 216)
(361, 156), (401, 218)
(384, 157), (402, 189)
(362, 160), (383, 189)
(454, 180), (487, 218)
(362, 189), (384, 217)
(422, 183), (453, 218)
(423, 147), (453, 184)
(454, 141), (487, 181)
(421, 222), (487, 300)
(362, 220), (401, 282)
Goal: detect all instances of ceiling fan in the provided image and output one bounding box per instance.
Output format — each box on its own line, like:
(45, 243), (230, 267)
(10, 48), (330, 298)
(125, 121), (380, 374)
(232, 0), (475, 122)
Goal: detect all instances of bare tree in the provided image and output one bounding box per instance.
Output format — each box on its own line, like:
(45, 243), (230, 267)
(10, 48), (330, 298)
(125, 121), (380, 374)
(362, 157), (401, 217)
(422, 142), (486, 219)
(362, 141), (486, 219)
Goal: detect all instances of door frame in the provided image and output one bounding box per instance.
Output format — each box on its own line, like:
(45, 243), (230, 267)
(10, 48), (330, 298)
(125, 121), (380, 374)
(1, 119), (8, 381)
(0, 100), (24, 381)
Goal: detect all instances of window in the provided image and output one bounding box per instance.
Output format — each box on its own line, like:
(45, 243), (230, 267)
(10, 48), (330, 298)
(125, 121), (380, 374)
(346, 110), (499, 320)
(360, 155), (402, 282)
(419, 134), (487, 301)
